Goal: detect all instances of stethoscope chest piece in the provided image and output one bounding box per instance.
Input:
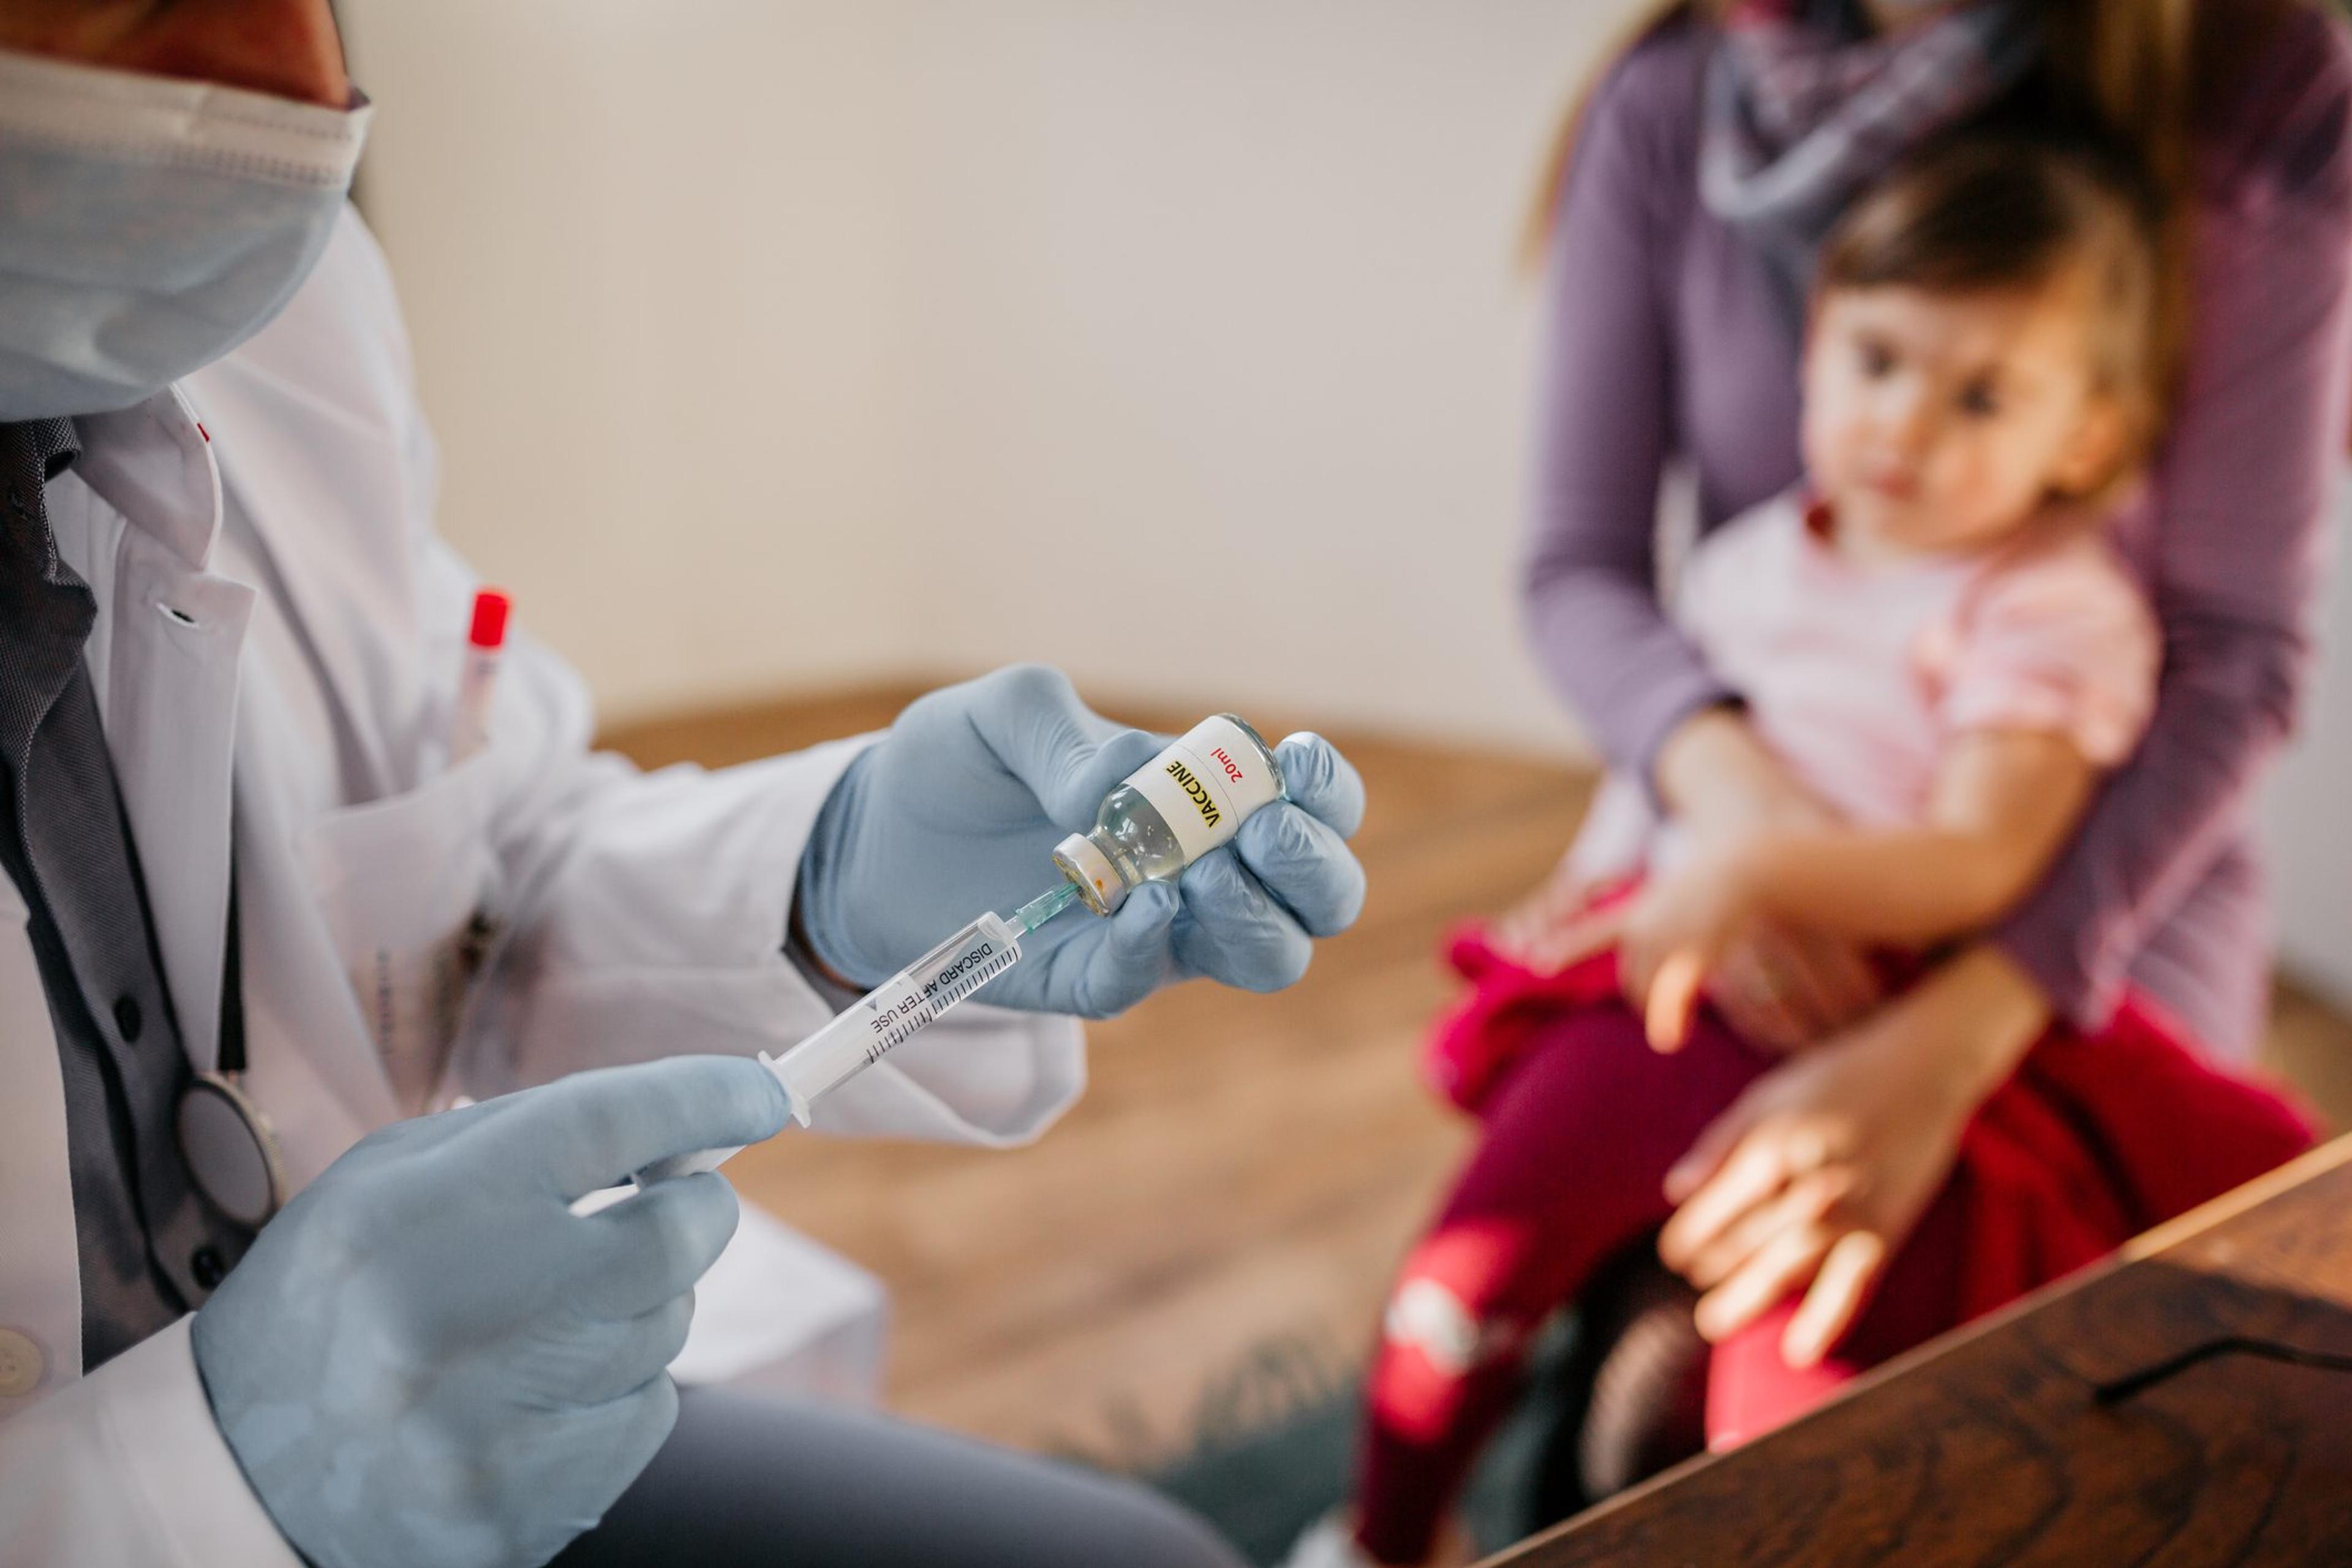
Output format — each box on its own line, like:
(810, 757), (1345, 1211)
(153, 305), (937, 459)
(176, 1071), (285, 1228)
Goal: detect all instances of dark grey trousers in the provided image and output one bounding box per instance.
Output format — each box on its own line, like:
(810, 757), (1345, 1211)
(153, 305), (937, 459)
(552, 1386), (1246, 1567)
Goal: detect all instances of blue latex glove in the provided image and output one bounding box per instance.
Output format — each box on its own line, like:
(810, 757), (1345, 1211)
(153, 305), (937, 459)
(797, 665), (1368, 1017)
(190, 1056), (790, 1568)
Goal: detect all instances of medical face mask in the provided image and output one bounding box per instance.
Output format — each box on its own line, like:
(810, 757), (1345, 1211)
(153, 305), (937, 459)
(0, 48), (371, 420)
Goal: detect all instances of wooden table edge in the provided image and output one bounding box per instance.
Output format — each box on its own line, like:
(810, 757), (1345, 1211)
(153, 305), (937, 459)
(1477, 1130), (2352, 1566)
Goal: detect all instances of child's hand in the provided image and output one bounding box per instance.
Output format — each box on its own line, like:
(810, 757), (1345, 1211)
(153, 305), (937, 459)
(1620, 851), (1763, 1051)
(1488, 853), (1611, 973)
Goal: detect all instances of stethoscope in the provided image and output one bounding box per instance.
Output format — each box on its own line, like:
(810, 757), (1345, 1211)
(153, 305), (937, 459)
(173, 875), (286, 1228)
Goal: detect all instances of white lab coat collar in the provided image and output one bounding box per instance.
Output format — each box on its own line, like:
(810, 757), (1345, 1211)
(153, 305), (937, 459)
(71, 389), (225, 572)
(69, 388), (254, 1074)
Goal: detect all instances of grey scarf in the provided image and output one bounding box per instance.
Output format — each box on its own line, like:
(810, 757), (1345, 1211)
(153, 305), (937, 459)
(1700, 0), (2040, 316)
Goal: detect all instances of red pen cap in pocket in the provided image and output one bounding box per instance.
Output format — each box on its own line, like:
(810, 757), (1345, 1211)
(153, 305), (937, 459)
(468, 589), (511, 650)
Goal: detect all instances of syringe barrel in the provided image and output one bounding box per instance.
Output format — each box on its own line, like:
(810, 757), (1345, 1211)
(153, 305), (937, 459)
(769, 910), (1025, 1126)
(768, 1011), (873, 1127)
(633, 912), (1023, 1185)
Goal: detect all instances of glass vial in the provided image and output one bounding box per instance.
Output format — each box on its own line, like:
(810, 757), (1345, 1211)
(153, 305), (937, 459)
(1052, 714), (1287, 915)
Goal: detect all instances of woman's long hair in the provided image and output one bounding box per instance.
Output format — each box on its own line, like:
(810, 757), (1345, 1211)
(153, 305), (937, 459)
(1522, 0), (2299, 410)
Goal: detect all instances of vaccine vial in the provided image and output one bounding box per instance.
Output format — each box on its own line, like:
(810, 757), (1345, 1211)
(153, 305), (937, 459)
(1052, 715), (1287, 915)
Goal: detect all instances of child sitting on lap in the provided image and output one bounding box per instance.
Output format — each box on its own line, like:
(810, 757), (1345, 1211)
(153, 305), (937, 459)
(1287, 137), (2316, 1568)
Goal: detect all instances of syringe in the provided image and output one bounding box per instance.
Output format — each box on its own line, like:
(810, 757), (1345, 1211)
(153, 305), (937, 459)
(633, 714), (1287, 1185)
(767, 880), (1081, 1126)
(631, 881), (1082, 1185)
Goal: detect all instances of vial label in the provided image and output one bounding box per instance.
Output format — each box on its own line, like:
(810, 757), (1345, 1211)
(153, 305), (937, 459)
(1125, 717), (1283, 865)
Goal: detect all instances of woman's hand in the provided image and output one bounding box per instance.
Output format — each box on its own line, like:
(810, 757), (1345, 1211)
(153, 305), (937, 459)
(1656, 946), (2051, 1367)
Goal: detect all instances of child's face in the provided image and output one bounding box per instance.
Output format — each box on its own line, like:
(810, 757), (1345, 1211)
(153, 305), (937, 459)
(1801, 273), (2127, 555)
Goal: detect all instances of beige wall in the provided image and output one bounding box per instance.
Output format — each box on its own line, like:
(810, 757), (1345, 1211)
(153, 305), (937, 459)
(341, 1), (1651, 752)
(341, 1), (921, 702)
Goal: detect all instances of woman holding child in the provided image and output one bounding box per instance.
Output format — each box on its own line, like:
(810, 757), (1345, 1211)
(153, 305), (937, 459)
(1289, 2), (2352, 1564)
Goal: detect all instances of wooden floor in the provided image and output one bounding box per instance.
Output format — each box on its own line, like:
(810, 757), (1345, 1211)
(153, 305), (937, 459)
(603, 684), (2352, 1469)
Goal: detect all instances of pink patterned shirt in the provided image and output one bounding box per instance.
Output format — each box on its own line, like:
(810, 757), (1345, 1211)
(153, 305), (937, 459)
(1569, 491), (2160, 886)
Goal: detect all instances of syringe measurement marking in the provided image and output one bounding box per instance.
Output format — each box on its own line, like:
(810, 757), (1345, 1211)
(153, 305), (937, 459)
(859, 941), (1023, 1061)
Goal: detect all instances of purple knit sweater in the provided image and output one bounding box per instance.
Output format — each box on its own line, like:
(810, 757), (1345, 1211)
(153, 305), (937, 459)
(1523, 6), (2352, 1054)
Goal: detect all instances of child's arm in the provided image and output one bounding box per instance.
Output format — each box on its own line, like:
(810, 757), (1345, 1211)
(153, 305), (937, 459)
(1624, 534), (2159, 1050)
(1722, 727), (2098, 948)
(1621, 728), (2098, 1050)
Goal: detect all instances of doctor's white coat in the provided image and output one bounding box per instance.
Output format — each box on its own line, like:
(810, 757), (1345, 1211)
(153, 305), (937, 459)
(0, 210), (1085, 1565)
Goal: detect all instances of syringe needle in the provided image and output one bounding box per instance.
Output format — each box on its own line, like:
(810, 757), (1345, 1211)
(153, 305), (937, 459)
(1012, 881), (1084, 933)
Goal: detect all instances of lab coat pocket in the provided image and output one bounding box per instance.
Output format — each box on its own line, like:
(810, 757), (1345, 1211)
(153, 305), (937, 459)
(302, 752), (502, 1115)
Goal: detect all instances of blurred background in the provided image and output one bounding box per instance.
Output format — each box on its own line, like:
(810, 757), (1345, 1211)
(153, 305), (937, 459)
(336, 1), (2352, 1556)
(338, 0), (1593, 750)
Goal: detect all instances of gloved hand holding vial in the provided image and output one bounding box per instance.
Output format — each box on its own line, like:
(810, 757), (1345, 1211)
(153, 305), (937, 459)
(639, 706), (1349, 1183)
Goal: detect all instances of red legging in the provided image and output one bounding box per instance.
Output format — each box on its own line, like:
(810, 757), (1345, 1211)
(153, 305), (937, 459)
(1351, 1000), (1965, 1566)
